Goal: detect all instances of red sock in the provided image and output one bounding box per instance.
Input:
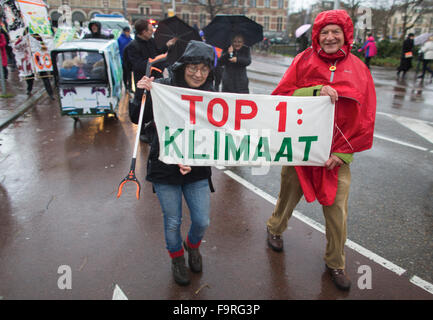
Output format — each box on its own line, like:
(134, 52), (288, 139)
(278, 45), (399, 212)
(186, 236), (201, 249)
(169, 248), (184, 259)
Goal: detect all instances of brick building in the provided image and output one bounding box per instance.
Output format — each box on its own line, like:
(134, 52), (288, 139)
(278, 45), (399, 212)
(46, 0), (289, 35)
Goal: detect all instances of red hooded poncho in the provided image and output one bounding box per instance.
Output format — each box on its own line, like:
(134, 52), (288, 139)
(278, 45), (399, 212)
(272, 10), (376, 206)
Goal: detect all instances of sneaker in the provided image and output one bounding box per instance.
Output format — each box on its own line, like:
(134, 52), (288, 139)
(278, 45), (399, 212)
(183, 241), (202, 273)
(267, 227), (283, 252)
(326, 265), (351, 291)
(171, 256), (190, 286)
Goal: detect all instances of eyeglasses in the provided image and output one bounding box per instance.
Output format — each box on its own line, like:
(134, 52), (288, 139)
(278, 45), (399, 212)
(186, 65), (210, 75)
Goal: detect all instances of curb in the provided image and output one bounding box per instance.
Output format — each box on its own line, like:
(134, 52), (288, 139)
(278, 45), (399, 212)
(0, 88), (46, 132)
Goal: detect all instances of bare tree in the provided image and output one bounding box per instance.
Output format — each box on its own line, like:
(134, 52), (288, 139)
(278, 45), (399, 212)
(371, 0), (399, 39)
(187, 0), (241, 20)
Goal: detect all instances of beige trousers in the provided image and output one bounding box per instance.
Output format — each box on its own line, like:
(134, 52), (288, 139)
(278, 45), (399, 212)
(266, 165), (351, 269)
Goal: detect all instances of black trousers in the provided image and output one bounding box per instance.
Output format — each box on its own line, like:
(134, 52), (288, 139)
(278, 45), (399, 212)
(2, 66), (7, 79)
(420, 59), (433, 78)
(26, 73), (53, 96)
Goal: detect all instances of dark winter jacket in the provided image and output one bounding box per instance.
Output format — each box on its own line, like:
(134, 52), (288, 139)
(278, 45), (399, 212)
(402, 37), (414, 57)
(83, 22), (113, 40)
(219, 45), (251, 93)
(144, 40), (215, 186)
(123, 36), (168, 102)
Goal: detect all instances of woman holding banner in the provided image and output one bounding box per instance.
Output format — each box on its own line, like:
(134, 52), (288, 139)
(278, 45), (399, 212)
(135, 40), (215, 287)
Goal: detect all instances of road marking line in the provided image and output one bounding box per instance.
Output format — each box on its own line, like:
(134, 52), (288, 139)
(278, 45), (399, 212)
(374, 134), (429, 151)
(377, 112), (433, 143)
(410, 276), (433, 295)
(112, 284), (128, 300)
(222, 169), (433, 294)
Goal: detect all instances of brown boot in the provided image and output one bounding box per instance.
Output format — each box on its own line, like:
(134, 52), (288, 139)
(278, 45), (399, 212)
(326, 265), (351, 291)
(267, 228), (283, 252)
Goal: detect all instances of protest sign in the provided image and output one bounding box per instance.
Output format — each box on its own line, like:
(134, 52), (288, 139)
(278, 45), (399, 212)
(1, 0), (53, 76)
(151, 83), (335, 167)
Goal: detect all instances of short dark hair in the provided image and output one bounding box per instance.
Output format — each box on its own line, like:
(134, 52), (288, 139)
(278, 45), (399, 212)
(134, 19), (150, 35)
(408, 33), (415, 37)
(123, 26), (130, 32)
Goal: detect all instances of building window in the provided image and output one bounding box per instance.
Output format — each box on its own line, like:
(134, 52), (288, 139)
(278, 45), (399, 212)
(264, 16), (269, 30)
(250, 0), (256, 7)
(278, 0), (284, 9)
(276, 16), (282, 31)
(163, 0), (171, 2)
(265, 0), (270, 8)
(182, 13), (190, 24)
(200, 14), (206, 27)
(233, 0), (238, 6)
(250, 15), (256, 22)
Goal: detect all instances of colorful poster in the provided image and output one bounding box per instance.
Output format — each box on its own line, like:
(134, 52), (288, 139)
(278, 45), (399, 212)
(16, 0), (52, 36)
(53, 26), (77, 48)
(151, 83), (335, 167)
(16, 0), (53, 73)
(1, 0), (53, 76)
(1, 0), (31, 77)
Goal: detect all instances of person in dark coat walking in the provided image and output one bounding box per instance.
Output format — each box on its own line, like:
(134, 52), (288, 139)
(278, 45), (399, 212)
(219, 34), (251, 93)
(135, 40), (215, 287)
(123, 19), (176, 143)
(83, 21), (113, 39)
(397, 33), (415, 80)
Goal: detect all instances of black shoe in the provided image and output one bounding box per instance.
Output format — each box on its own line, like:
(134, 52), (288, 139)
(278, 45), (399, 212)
(171, 256), (190, 286)
(267, 227), (284, 252)
(183, 241), (202, 273)
(49, 94), (55, 101)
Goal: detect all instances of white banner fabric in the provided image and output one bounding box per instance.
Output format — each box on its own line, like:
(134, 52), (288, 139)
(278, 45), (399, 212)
(151, 83), (335, 167)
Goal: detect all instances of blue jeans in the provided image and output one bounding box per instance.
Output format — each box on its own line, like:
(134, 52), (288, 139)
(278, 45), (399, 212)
(153, 179), (210, 255)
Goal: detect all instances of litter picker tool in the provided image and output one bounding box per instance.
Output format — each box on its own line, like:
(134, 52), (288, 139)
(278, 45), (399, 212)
(117, 53), (168, 199)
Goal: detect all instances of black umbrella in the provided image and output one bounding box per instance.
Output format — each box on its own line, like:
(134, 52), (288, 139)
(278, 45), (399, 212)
(154, 16), (202, 64)
(202, 15), (263, 49)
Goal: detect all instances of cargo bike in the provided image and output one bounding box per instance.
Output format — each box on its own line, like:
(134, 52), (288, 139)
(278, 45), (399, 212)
(51, 39), (123, 122)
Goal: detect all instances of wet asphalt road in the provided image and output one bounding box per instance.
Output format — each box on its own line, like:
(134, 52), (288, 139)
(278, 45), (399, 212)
(0, 53), (432, 299)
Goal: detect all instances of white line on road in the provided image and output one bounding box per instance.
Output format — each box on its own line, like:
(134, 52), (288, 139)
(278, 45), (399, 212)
(377, 112), (433, 143)
(373, 134), (429, 151)
(410, 276), (433, 295)
(221, 168), (432, 295)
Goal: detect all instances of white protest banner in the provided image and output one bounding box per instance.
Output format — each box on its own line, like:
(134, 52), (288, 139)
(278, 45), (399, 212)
(151, 83), (335, 167)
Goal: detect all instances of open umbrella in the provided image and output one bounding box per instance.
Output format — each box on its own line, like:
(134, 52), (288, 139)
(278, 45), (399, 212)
(154, 16), (202, 64)
(295, 24), (311, 38)
(414, 33), (433, 46)
(202, 15), (263, 49)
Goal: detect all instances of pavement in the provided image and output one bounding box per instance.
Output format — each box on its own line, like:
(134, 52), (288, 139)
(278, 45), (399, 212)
(0, 55), (432, 300)
(0, 70), (49, 131)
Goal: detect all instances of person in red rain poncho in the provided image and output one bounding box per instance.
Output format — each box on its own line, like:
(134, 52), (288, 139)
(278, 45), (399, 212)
(266, 10), (376, 291)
